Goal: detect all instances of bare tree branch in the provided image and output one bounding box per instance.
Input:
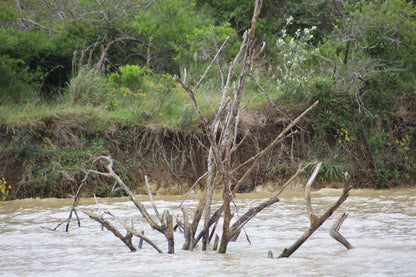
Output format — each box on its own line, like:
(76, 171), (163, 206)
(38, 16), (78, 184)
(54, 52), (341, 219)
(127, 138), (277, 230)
(96, 37), (144, 73)
(305, 162), (322, 225)
(279, 171), (352, 258)
(329, 212), (354, 249)
(83, 210), (136, 252)
(232, 100), (319, 194)
(145, 175), (163, 226)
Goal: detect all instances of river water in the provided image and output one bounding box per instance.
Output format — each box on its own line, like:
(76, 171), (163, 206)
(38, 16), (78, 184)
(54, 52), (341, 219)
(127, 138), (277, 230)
(1, 188), (416, 277)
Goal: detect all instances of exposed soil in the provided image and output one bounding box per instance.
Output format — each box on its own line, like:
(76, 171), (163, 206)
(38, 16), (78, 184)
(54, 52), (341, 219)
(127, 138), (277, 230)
(0, 107), (391, 199)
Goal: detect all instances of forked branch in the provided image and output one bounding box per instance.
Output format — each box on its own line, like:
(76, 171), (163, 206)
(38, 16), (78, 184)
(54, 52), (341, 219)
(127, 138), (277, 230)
(305, 162), (322, 225)
(83, 210), (163, 253)
(279, 171), (352, 258)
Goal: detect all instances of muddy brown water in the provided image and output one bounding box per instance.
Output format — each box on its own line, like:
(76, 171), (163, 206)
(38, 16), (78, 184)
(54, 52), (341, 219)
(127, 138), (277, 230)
(1, 188), (416, 276)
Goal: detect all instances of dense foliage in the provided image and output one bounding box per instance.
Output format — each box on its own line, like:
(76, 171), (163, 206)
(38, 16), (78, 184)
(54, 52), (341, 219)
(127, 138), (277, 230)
(0, 0), (415, 198)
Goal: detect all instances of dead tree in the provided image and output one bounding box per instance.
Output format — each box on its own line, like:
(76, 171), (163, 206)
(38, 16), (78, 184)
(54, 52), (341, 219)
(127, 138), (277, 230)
(52, 0), (352, 257)
(278, 167), (352, 258)
(186, 101), (319, 252)
(54, 156), (174, 254)
(175, 0), (268, 253)
(176, 0), (325, 254)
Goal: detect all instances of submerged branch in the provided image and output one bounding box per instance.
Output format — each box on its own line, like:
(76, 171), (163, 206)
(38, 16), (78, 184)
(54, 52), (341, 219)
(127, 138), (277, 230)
(279, 171), (352, 258)
(329, 212), (354, 249)
(229, 197), (280, 240)
(83, 210), (136, 252)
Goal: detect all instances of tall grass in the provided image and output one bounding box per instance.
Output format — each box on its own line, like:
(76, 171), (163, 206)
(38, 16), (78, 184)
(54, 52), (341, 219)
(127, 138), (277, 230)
(68, 66), (110, 106)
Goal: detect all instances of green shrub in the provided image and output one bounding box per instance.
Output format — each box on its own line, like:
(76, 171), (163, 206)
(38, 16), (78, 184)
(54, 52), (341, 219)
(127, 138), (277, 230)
(107, 65), (192, 125)
(267, 17), (320, 99)
(108, 65), (150, 92)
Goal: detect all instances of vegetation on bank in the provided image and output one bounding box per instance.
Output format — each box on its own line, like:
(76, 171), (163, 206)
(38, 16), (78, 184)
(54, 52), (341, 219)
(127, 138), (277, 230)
(1, 0), (415, 200)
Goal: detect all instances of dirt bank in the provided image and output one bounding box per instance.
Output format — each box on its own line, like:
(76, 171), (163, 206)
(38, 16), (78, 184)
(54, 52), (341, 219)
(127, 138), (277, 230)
(0, 109), (398, 199)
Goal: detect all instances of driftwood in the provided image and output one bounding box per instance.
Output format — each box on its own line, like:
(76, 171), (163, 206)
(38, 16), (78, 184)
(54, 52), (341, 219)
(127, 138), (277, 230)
(329, 212), (354, 249)
(54, 156), (175, 253)
(278, 168), (352, 258)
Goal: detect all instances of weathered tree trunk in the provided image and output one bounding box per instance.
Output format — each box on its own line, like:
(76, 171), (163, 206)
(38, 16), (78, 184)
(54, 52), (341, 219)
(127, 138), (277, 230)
(177, 0), (265, 254)
(213, 234), (220, 251)
(218, 179), (233, 253)
(165, 210), (175, 254)
(202, 147), (216, 250)
(182, 208), (193, 251)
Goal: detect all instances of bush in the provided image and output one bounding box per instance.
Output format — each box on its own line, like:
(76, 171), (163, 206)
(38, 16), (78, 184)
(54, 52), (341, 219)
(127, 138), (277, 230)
(108, 65), (150, 92)
(107, 65), (192, 125)
(267, 1), (416, 186)
(272, 19), (318, 98)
